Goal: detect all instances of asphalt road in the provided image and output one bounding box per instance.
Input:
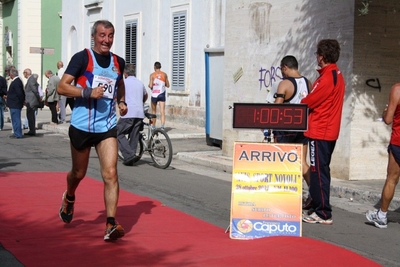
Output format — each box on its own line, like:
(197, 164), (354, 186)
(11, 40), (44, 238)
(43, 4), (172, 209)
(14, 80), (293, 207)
(1, 128), (400, 266)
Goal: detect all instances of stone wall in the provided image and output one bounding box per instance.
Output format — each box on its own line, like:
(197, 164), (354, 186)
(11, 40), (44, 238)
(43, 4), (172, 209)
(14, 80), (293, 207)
(349, 0), (400, 180)
(222, 0), (355, 179)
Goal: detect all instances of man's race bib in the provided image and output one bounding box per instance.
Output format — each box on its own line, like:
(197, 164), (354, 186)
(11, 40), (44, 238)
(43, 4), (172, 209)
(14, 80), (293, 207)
(92, 75), (116, 99)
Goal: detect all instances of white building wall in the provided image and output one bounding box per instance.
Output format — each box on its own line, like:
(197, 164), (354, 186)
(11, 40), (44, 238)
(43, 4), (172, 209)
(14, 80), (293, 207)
(61, 0), (399, 181)
(61, 0), (85, 63)
(61, 0), (217, 126)
(221, 0), (354, 180)
(18, 0), (41, 83)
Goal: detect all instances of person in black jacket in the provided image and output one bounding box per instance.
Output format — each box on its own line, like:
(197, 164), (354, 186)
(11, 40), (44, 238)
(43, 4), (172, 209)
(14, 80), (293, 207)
(6, 67), (25, 138)
(0, 73), (7, 130)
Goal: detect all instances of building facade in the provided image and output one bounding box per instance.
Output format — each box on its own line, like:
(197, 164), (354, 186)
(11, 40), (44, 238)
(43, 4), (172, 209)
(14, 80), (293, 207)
(0, 0), (62, 86)
(8, 0), (396, 181)
(61, 0), (222, 128)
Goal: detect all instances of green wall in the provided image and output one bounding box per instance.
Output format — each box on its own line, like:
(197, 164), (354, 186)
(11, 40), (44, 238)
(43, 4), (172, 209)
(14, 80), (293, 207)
(41, 0), (62, 75)
(2, 0), (18, 74)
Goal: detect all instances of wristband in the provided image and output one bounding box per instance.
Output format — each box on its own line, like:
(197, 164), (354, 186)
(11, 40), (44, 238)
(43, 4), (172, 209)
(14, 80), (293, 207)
(81, 87), (92, 99)
(118, 101), (127, 106)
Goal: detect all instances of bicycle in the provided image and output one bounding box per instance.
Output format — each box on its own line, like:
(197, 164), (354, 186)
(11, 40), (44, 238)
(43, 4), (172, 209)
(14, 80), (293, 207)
(118, 111), (173, 169)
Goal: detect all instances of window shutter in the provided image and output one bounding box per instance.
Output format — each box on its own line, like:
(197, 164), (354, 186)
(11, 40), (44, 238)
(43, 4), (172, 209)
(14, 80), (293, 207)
(125, 20), (138, 66)
(172, 11), (186, 91)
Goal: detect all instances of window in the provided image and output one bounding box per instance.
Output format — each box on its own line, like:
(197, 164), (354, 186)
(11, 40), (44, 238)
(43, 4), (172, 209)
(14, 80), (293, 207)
(125, 20), (138, 66)
(90, 23), (94, 48)
(172, 11), (186, 91)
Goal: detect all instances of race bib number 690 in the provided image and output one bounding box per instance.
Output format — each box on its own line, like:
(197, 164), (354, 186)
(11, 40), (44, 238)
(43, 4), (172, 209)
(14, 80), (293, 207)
(93, 75), (117, 99)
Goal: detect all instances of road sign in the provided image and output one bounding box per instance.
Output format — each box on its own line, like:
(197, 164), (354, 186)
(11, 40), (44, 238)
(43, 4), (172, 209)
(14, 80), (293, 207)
(30, 47), (54, 54)
(29, 47), (55, 86)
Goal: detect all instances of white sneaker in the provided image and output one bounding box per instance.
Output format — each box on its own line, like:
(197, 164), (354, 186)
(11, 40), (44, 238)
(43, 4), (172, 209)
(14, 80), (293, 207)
(366, 209), (387, 229)
(302, 212), (333, 225)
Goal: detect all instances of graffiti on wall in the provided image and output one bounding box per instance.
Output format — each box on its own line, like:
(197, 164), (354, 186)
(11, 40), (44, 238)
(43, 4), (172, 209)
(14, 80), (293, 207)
(259, 66), (283, 90)
(366, 78), (381, 92)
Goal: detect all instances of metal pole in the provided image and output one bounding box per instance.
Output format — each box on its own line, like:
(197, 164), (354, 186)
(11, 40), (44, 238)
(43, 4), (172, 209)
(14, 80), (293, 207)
(41, 48), (44, 87)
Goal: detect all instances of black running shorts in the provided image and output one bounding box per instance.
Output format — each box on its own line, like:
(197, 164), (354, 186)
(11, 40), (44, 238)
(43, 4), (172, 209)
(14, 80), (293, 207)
(388, 144), (400, 164)
(68, 125), (117, 150)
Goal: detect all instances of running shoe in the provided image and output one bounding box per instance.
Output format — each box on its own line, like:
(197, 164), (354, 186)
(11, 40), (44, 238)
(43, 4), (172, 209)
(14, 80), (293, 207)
(366, 209), (387, 229)
(104, 223), (125, 241)
(302, 212), (333, 225)
(59, 191), (74, 223)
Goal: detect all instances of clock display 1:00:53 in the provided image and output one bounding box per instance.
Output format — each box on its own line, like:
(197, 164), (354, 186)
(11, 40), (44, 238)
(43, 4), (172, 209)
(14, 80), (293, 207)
(232, 103), (308, 130)
(254, 107), (303, 124)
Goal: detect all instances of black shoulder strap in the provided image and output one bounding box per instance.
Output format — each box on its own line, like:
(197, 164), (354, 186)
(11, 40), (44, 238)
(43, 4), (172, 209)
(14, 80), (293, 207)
(302, 76), (311, 93)
(332, 70), (337, 86)
(284, 77), (297, 103)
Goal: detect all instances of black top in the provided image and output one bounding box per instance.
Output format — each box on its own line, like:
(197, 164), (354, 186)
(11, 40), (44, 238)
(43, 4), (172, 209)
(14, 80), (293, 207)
(6, 77), (25, 109)
(0, 75), (7, 97)
(65, 49), (125, 81)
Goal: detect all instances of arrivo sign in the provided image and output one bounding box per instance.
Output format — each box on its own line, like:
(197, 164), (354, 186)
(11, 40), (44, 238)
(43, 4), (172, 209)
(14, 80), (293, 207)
(232, 103), (308, 131)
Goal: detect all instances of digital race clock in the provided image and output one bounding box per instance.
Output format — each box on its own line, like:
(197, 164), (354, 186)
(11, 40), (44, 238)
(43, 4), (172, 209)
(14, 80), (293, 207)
(232, 103), (308, 130)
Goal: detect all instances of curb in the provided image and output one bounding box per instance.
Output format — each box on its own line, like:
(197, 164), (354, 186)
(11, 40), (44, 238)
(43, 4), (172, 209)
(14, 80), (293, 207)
(40, 122), (206, 140)
(329, 185), (400, 211)
(176, 152), (400, 210)
(35, 114), (400, 211)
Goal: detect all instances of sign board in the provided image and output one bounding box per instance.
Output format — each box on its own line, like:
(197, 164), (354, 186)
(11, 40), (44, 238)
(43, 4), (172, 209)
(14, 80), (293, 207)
(229, 142), (302, 240)
(232, 103), (308, 131)
(30, 47), (54, 54)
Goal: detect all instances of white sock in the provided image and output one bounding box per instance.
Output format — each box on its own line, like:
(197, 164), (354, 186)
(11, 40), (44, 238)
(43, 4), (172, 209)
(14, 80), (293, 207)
(378, 209), (387, 220)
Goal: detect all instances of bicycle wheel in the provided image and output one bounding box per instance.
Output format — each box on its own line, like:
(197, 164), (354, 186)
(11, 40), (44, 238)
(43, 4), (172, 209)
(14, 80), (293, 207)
(149, 129), (173, 169)
(118, 134), (144, 163)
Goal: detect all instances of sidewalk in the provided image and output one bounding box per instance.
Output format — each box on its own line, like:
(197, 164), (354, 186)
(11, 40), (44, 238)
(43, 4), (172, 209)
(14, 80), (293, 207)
(11, 106), (400, 211)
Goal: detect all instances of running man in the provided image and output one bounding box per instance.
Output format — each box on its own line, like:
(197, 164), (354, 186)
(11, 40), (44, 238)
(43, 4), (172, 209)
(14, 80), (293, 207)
(57, 20), (127, 241)
(366, 82), (400, 228)
(148, 61), (169, 129)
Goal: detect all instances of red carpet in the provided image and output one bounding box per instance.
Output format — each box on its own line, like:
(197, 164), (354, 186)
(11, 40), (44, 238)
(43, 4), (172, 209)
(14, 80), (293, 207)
(0, 172), (379, 267)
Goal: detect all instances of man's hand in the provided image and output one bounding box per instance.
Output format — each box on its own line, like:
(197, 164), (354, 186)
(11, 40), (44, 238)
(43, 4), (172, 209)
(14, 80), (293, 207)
(91, 85), (105, 99)
(118, 102), (128, 116)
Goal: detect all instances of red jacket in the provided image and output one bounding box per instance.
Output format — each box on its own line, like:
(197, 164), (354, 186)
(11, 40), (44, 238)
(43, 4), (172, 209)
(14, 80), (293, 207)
(300, 64), (345, 141)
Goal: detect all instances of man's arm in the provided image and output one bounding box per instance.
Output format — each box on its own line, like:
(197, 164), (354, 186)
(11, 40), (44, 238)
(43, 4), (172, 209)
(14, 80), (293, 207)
(301, 78), (333, 109)
(57, 73), (104, 99)
(32, 82), (40, 100)
(274, 80), (291, 104)
(148, 73), (154, 89)
(143, 86), (148, 103)
(47, 78), (56, 96)
(57, 73), (83, 97)
(117, 79), (127, 116)
(383, 83), (400, 125)
(164, 72), (170, 88)
(0, 78), (7, 97)
(17, 81), (25, 104)
(57, 49), (104, 99)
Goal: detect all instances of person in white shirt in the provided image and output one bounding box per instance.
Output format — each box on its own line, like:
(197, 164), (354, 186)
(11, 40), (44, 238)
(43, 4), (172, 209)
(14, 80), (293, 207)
(57, 61), (67, 123)
(117, 63), (148, 166)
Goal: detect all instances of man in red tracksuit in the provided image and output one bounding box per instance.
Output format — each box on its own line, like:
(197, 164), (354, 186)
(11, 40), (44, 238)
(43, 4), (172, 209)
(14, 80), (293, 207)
(301, 39), (345, 225)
